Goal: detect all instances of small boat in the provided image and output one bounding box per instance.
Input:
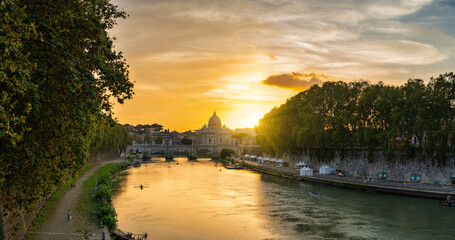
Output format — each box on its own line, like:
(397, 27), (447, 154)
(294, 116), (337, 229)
(310, 192), (323, 198)
(224, 165), (243, 170)
(440, 199), (455, 206)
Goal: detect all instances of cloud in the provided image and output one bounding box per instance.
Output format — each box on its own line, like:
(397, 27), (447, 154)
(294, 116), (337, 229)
(109, 0), (455, 130)
(262, 72), (338, 91)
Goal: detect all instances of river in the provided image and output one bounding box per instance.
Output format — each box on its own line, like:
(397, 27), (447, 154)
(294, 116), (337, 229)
(112, 158), (454, 239)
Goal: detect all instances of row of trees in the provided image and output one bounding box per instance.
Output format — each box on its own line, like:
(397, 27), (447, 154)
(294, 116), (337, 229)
(125, 123), (164, 133)
(1, 0), (133, 211)
(256, 73), (455, 165)
(90, 120), (132, 155)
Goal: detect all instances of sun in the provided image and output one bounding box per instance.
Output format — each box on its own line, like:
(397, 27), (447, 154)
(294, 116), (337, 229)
(224, 110), (265, 129)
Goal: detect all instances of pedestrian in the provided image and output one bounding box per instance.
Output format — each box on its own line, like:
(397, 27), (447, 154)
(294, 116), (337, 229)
(102, 232), (106, 240)
(67, 210), (71, 221)
(74, 183), (76, 188)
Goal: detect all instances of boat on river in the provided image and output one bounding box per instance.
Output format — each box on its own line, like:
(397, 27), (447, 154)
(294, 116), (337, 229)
(440, 196), (455, 206)
(310, 192), (323, 198)
(225, 164), (243, 170)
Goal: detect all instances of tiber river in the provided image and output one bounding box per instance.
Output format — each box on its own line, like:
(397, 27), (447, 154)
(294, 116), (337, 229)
(112, 158), (454, 240)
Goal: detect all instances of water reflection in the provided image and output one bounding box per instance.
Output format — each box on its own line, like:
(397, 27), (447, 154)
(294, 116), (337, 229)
(112, 158), (455, 239)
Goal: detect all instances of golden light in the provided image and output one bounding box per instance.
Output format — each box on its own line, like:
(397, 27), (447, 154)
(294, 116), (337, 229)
(223, 105), (271, 129)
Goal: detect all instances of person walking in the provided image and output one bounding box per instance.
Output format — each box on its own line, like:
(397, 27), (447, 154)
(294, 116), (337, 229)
(102, 232), (106, 240)
(67, 210), (72, 221)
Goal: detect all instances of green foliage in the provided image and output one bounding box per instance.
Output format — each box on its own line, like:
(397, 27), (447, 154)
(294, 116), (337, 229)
(220, 148), (235, 159)
(143, 134), (152, 143)
(132, 133), (143, 144)
(231, 133), (248, 139)
(93, 162), (128, 230)
(89, 120), (132, 154)
(96, 200), (117, 230)
(27, 164), (92, 238)
(155, 136), (163, 144)
(0, 0), (134, 211)
(151, 123), (163, 132)
(256, 73), (455, 164)
(77, 163), (122, 232)
(181, 137), (193, 145)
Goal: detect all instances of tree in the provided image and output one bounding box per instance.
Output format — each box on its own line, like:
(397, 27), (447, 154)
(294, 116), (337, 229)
(220, 148), (235, 159)
(1, 0), (134, 210)
(256, 74), (455, 164)
(132, 133), (142, 144)
(144, 134), (152, 143)
(151, 123), (163, 132)
(155, 136), (163, 144)
(181, 138), (193, 145)
(231, 133), (248, 139)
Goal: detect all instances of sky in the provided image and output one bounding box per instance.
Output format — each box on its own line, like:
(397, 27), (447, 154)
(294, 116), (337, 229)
(109, 0), (455, 131)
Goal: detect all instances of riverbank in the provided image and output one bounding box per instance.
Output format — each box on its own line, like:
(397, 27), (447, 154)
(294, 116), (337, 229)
(241, 160), (455, 199)
(30, 159), (122, 240)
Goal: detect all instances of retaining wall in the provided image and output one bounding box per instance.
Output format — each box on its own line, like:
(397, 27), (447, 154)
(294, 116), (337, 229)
(282, 150), (455, 185)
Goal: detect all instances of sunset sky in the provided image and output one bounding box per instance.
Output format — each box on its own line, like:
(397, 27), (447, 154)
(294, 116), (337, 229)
(110, 0), (455, 131)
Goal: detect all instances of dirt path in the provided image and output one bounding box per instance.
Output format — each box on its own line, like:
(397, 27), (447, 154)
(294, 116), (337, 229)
(33, 159), (121, 240)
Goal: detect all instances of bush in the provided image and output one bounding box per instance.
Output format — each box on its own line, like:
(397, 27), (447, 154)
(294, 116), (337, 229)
(93, 163), (128, 230)
(96, 200), (117, 230)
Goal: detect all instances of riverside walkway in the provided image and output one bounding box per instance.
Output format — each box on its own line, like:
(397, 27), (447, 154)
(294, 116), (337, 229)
(32, 159), (121, 240)
(242, 160), (455, 199)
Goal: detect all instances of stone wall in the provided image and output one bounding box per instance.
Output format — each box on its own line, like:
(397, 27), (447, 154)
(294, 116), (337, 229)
(282, 150), (455, 185)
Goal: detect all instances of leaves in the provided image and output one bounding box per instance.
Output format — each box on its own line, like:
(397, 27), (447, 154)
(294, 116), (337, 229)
(256, 73), (455, 164)
(1, 0), (134, 210)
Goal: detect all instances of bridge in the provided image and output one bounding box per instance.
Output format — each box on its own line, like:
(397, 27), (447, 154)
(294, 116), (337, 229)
(126, 142), (261, 158)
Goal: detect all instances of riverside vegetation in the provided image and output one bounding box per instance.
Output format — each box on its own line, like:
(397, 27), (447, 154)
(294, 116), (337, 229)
(0, 0), (133, 237)
(256, 73), (455, 165)
(94, 162), (130, 230)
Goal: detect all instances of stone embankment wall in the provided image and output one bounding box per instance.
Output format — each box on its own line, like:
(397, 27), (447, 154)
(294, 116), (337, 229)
(282, 150), (455, 185)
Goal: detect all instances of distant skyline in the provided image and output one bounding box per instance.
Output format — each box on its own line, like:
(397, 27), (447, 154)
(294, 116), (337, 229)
(110, 0), (455, 131)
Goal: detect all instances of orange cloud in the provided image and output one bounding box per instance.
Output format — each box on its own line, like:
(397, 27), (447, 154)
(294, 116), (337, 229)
(262, 72), (338, 91)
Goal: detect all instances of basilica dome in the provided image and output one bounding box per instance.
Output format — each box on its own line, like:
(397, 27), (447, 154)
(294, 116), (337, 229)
(208, 111), (222, 128)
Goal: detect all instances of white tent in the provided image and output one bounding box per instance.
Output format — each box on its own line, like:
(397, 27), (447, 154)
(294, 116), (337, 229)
(300, 167), (314, 176)
(269, 158), (277, 165)
(276, 159), (285, 167)
(295, 161), (309, 170)
(319, 165), (335, 175)
(257, 156), (264, 164)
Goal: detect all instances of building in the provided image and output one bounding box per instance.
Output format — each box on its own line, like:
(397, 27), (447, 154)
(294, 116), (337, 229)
(129, 111), (261, 156)
(195, 111), (236, 147)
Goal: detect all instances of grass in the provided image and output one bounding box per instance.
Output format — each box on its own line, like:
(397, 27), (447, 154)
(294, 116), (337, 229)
(26, 164), (93, 239)
(76, 163), (120, 227)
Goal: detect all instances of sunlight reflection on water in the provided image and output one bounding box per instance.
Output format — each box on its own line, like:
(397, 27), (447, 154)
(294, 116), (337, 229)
(112, 158), (455, 240)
